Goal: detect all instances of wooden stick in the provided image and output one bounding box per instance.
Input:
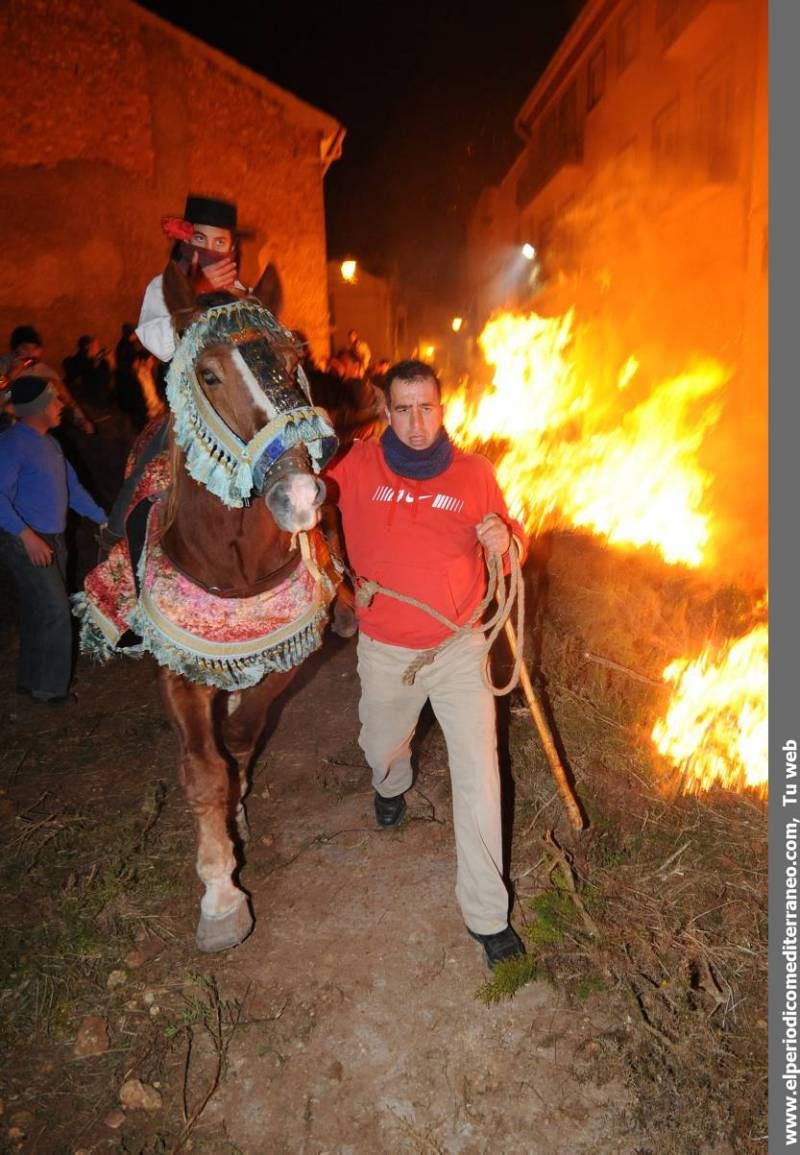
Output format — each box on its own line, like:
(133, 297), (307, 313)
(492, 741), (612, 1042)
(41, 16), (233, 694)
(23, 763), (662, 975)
(583, 650), (663, 687)
(503, 620), (586, 832)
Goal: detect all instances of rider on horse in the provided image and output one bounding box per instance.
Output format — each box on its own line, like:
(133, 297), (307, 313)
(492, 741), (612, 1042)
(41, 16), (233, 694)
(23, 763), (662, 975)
(137, 194), (250, 364)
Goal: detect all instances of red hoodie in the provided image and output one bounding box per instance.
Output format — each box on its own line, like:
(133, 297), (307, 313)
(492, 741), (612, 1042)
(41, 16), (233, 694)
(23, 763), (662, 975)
(325, 440), (527, 648)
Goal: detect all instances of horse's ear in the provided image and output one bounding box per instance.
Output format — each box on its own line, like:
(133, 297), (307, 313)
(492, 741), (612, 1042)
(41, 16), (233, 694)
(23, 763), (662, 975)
(251, 262), (283, 318)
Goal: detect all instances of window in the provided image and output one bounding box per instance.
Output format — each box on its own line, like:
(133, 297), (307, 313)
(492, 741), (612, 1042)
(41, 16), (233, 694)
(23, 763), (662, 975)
(695, 61), (738, 182)
(559, 82), (579, 155)
(654, 0), (687, 50)
(559, 195), (577, 269)
(652, 97), (680, 171)
(618, 2), (640, 73)
(587, 43), (606, 110)
(538, 214), (555, 275)
(616, 138), (638, 187)
(540, 109), (559, 165)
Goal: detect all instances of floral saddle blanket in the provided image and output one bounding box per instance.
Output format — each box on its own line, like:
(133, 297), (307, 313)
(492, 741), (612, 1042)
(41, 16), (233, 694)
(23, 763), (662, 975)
(72, 442), (339, 692)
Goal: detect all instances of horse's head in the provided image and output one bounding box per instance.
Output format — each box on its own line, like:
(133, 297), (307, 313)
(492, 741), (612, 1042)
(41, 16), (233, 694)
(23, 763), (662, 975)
(165, 293), (337, 531)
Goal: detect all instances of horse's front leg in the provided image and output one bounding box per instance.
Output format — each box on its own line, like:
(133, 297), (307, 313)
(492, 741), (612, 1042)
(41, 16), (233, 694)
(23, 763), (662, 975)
(158, 668), (253, 952)
(223, 670), (297, 842)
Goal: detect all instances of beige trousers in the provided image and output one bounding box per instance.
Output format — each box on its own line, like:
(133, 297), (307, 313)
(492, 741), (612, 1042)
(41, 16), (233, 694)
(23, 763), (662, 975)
(356, 630), (509, 935)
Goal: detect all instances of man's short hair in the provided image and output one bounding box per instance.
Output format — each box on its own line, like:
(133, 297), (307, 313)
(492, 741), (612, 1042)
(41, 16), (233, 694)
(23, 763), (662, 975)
(384, 359), (441, 402)
(10, 325), (42, 351)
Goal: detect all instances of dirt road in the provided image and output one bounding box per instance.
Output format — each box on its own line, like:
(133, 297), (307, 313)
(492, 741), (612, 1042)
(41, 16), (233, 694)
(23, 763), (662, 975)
(1, 620), (640, 1153)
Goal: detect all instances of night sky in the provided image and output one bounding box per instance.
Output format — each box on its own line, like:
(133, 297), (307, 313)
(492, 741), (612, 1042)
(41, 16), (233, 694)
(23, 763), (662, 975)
(140, 1), (580, 301)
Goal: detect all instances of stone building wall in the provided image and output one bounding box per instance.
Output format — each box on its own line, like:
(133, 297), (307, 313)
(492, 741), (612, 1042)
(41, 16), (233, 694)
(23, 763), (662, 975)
(0, 0), (342, 367)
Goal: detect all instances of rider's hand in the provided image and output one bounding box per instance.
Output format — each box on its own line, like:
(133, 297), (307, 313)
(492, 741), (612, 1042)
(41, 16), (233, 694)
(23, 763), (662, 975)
(475, 514), (511, 556)
(20, 528), (53, 567)
(201, 256), (238, 291)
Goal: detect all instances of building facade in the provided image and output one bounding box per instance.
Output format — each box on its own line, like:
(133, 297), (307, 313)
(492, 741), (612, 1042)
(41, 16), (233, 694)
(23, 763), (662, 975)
(0, 0), (343, 366)
(327, 262), (401, 365)
(466, 0), (768, 574)
(468, 0), (766, 339)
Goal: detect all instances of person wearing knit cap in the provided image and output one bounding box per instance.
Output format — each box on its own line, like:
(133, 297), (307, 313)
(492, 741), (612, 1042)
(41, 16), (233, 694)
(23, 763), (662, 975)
(0, 325), (95, 435)
(0, 377), (107, 704)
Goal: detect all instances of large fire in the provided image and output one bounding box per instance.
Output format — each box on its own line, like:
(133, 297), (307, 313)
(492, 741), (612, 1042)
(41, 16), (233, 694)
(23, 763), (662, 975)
(445, 309), (767, 798)
(446, 310), (727, 566)
(651, 624), (768, 799)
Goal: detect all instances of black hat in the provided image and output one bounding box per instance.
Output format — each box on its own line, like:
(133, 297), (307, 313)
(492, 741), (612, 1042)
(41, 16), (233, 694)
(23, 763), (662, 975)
(9, 375), (56, 415)
(10, 325), (42, 351)
(184, 195), (238, 231)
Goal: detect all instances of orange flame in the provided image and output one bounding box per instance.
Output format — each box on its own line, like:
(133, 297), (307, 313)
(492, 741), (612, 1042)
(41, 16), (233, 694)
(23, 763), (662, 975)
(445, 310), (728, 566)
(651, 624), (768, 798)
(445, 309), (766, 799)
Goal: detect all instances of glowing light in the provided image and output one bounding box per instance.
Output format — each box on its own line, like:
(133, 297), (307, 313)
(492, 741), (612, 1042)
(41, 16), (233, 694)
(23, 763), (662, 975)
(451, 317), (464, 333)
(340, 259), (357, 282)
(521, 243), (536, 261)
(422, 343), (436, 360)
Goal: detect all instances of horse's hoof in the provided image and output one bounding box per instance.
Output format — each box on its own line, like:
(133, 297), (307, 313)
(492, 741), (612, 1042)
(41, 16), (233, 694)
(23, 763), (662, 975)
(196, 898), (253, 953)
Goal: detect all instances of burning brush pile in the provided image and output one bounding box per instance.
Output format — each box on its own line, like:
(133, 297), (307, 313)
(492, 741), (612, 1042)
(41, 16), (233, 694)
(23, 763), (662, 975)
(446, 307), (767, 803)
(448, 309), (767, 1152)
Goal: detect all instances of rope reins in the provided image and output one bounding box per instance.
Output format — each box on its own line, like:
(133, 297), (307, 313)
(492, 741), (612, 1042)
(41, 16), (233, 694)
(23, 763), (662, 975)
(351, 543), (525, 694)
(349, 541), (588, 832)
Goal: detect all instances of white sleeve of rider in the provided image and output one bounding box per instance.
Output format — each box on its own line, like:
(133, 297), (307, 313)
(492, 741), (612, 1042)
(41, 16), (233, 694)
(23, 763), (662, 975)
(136, 275), (176, 363)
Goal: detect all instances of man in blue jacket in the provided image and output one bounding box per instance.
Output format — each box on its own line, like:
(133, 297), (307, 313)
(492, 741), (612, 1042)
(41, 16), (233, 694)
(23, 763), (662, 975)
(0, 377), (107, 704)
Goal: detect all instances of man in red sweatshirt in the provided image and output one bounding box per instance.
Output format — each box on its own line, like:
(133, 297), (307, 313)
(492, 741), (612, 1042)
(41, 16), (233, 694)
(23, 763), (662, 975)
(325, 359), (527, 969)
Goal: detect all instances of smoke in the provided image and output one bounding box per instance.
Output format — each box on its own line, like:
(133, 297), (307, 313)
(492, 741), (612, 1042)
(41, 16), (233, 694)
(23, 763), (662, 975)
(514, 160), (767, 587)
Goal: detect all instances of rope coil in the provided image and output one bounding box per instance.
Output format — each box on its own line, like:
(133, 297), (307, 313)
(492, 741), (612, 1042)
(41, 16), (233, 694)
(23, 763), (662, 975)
(352, 544), (525, 693)
(349, 543), (585, 830)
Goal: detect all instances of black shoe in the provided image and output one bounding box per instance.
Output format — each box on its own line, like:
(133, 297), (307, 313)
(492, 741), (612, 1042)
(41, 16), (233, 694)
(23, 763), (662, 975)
(468, 924), (526, 968)
(31, 692), (78, 706)
(374, 791), (407, 828)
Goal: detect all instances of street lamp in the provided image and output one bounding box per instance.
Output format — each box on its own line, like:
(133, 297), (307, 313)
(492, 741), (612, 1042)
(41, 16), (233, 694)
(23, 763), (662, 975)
(451, 316), (464, 333)
(340, 259), (357, 282)
(521, 242), (536, 261)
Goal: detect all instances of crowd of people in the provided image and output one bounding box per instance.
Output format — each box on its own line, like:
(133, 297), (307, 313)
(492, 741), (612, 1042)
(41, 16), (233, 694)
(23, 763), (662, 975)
(0, 191), (527, 969)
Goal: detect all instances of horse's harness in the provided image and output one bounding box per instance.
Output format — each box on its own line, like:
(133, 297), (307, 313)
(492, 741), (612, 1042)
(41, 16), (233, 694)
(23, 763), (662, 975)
(161, 442), (320, 600)
(155, 299), (338, 601)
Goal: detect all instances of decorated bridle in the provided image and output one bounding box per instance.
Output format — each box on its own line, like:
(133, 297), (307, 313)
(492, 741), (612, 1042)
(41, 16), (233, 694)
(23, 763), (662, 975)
(166, 299), (337, 508)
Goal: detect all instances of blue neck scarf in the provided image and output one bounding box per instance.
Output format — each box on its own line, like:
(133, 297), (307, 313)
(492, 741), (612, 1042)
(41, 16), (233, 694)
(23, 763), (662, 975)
(381, 425), (454, 480)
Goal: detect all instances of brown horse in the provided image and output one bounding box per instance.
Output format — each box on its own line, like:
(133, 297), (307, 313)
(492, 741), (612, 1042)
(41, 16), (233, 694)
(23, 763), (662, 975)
(75, 290), (339, 952)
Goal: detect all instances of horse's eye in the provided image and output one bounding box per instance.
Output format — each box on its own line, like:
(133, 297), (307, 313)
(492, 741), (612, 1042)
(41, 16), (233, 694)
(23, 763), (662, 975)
(200, 368), (220, 387)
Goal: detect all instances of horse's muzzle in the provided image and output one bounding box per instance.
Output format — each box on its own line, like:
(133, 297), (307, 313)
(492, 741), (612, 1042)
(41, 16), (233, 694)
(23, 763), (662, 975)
(259, 445), (326, 532)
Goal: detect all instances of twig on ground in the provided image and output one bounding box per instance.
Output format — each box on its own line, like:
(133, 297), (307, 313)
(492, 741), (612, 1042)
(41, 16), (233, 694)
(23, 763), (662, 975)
(542, 830), (599, 937)
(170, 976), (250, 1154)
(583, 650), (664, 687)
(644, 841), (691, 879)
(628, 981), (680, 1053)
